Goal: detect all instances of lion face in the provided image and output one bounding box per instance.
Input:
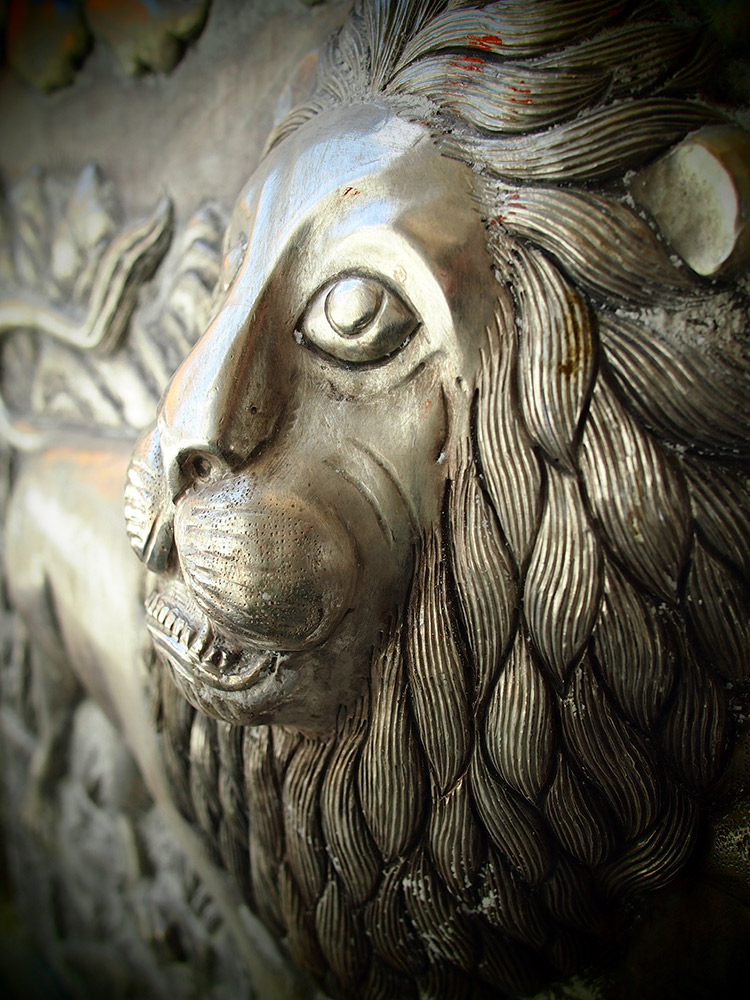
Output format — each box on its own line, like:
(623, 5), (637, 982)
(125, 103), (499, 732)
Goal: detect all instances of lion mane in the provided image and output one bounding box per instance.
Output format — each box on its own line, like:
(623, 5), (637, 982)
(150, 2), (750, 997)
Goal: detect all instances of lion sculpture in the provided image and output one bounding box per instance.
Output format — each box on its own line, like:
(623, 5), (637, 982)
(4, 1), (750, 998)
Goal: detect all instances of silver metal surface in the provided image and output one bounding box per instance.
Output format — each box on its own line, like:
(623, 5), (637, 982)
(2, 2), (750, 999)
(128, 104), (498, 733)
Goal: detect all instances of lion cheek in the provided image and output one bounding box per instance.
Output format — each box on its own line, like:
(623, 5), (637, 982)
(173, 479), (357, 650)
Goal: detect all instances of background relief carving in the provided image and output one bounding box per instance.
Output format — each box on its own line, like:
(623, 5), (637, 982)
(1, 2), (750, 999)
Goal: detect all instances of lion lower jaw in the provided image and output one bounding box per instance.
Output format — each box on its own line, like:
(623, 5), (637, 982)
(145, 589), (276, 692)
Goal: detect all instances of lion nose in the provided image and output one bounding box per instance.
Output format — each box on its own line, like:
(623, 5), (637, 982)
(157, 299), (286, 500)
(125, 424), (174, 572)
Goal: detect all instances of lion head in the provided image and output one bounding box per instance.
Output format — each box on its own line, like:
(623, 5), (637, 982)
(124, 2), (750, 997)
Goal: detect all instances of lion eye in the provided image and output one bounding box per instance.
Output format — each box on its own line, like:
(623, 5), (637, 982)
(300, 275), (418, 363)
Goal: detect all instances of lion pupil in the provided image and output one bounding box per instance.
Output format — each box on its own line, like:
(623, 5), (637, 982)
(325, 277), (383, 338)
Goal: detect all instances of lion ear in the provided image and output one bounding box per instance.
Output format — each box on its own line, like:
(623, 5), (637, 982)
(631, 125), (750, 280)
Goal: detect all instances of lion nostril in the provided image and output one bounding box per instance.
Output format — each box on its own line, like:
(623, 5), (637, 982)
(186, 454), (214, 482)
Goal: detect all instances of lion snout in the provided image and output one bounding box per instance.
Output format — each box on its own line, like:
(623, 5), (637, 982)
(174, 477), (357, 650)
(124, 424), (174, 572)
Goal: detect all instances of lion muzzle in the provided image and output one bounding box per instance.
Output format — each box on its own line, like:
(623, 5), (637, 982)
(174, 475), (358, 651)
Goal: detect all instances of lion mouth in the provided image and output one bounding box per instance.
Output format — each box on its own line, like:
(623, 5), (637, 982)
(145, 589), (277, 691)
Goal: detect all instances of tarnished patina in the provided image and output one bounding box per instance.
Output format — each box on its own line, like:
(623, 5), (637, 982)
(2, 2), (750, 998)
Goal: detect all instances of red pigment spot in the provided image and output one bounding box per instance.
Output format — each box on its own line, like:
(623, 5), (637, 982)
(509, 84), (532, 103)
(450, 55), (485, 72)
(342, 187), (360, 197)
(468, 34), (503, 50)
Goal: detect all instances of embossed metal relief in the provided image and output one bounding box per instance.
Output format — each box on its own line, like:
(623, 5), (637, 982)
(2, 2), (750, 999)
(0, 164), (227, 440)
(4, 0), (212, 90)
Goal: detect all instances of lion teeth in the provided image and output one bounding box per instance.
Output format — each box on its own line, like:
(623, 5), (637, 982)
(191, 625), (213, 657)
(145, 591), (236, 668)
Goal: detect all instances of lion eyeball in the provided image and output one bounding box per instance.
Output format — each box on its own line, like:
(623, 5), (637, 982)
(300, 273), (418, 364)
